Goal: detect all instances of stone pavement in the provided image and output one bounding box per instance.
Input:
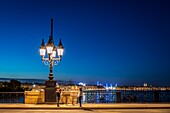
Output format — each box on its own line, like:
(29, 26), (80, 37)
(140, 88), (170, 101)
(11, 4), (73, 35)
(0, 103), (170, 109)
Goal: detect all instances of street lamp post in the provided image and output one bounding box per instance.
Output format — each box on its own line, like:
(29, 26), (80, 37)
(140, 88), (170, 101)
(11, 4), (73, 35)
(39, 18), (64, 102)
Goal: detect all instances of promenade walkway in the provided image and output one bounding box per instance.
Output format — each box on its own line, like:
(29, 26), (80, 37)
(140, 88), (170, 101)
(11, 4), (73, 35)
(0, 103), (170, 109)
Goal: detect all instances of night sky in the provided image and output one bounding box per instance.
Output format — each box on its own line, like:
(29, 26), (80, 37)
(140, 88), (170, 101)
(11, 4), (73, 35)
(0, 0), (170, 86)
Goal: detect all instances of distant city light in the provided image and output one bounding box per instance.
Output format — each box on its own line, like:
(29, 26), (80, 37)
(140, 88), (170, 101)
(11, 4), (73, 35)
(106, 83), (108, 89)
(143, 83), (148, 87)
(97, 81), (99, 86)
(33, 84), (36, 87)
(112, 87), (116, 90)
(96, 81), (118, 89)
(79, 82), (86, 86)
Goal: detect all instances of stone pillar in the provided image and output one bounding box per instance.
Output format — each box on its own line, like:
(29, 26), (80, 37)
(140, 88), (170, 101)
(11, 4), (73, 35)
(116, 92), (121, 103)
(154, 91), (159, 102)
(45, 80), (56, 102)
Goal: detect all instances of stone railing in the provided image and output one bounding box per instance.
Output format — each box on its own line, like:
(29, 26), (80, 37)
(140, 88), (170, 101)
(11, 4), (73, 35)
(83, 90), (170, 103)
(60, 90), (78, 105)
(24, 91), (45, 104)
(24, 90), (78, 104)
(0, 90), (169, 103)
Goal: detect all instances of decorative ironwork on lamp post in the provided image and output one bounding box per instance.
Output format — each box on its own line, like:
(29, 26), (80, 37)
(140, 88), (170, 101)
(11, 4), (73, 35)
(39, 18), (64, 80)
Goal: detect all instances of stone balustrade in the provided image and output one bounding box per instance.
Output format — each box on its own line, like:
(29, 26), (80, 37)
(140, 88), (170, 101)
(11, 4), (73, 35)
(24, 90), (78, 104)
(60, 90), (78, 104)
(24, 91), (45, 104)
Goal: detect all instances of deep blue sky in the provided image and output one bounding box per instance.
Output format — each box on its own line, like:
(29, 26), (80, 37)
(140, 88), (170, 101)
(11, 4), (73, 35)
(0, 0), (170, 86)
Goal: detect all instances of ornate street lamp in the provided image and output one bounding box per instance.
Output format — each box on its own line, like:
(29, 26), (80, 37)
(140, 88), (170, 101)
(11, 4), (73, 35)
(39, 18), (64, 102)
(39, 18), (64, 80)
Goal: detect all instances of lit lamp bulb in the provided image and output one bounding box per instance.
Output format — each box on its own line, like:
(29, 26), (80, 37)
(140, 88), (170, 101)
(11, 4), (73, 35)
(57, 38), (64, 58)
(46, 36), (54, 55)
(39, 39), (46, 58)
(52, 47), (57, 57)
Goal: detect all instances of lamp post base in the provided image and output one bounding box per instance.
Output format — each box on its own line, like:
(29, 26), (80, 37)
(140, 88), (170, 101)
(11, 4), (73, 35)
(45, 80), (56, 102)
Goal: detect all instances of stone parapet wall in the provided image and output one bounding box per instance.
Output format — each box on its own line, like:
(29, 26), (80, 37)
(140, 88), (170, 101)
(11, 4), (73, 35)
(24, 91), (45, 104)
(60, 91), (78, 104)
(24, 90), (78, 104)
